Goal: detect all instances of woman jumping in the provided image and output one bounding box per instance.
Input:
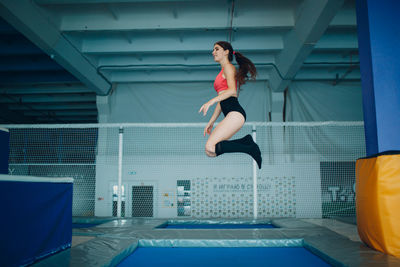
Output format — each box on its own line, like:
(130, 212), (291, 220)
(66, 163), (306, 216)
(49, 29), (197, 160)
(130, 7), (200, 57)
(199, 41), (262, 169)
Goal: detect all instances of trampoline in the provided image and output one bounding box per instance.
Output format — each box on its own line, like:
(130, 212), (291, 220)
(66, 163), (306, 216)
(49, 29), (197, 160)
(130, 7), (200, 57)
(119, 247), (330, 267)
(156, 220), (277, 229)
(72, 218), (114, 229)
(117, 239), (332, 267)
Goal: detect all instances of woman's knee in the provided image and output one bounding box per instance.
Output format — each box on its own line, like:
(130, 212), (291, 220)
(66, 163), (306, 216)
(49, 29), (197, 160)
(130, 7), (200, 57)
(205, 142), (216, 153)
(205, 149), (216, 157)
(205, 142), (216, 157)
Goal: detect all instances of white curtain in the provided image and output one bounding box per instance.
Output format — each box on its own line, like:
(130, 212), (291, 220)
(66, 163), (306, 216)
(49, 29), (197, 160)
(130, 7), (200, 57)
(104, 81), (269, 123)
(286, 81), (363, 121)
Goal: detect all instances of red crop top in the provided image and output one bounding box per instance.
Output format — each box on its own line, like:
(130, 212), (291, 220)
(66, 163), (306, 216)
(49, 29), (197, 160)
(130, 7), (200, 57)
(214, 69), (231, 93)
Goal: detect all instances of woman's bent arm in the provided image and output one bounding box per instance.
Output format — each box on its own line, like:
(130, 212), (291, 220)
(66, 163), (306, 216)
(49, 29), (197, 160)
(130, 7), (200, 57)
(209, 102), (222, 123)
(204, 103), (221, 136)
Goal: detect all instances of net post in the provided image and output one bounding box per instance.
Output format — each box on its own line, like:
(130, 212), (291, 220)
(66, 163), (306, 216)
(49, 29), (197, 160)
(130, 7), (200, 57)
(252, 124), (258, 220)
(117, 127), (124, 218)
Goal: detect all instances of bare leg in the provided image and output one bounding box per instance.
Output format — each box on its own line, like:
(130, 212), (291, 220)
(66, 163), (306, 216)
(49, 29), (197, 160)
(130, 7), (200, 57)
(205, 111), (245, 157)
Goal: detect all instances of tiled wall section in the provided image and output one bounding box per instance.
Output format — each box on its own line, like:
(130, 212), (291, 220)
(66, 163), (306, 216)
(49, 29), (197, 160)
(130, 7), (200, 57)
(191, 176), (296, 218)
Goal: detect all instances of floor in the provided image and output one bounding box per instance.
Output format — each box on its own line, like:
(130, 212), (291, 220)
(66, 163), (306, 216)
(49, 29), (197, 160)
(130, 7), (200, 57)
(71, 236), (95, 247)
(302, 218), (361, 242)
(70, 218), (361, 247)
(33, 217), (400, 267)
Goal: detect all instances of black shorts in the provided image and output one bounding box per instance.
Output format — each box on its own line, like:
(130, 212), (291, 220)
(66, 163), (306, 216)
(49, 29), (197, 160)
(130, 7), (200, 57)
(220, 96), (246, 121)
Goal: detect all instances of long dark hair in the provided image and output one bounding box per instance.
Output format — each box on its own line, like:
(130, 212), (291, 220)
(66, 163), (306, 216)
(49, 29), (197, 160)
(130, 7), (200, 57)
(214, 41), (257, 87)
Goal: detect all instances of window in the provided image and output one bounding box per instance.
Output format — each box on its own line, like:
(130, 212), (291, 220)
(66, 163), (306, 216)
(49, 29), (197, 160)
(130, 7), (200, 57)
(112, 185), (125, 217)
(177, 180), (191, 216)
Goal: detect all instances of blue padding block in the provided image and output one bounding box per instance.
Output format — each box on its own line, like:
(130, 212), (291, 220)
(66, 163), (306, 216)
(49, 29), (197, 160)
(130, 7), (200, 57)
(0, 129), (10, 174)
(356, 0), (400, 155)
(0, 177), (73, 267)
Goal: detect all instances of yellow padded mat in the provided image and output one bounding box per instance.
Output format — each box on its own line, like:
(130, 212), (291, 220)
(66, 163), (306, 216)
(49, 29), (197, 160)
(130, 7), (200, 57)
(356, 153), (400, 257)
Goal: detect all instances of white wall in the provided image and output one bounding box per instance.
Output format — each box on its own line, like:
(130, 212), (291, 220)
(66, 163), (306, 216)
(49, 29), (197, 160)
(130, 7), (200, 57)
(94, 154), (322, 218)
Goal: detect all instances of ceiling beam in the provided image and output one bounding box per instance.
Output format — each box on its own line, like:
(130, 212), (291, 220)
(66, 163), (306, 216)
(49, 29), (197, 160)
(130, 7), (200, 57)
(109, 68), (272, 83)
(0, 71), (78, 84)
(329, 0), (356, 28)
(35, 0), (202, 4)
(0, 84), (92, 94)
(42, 1), (355, 32)
(0, 41), (44, 55)
(23, 110), (97, 116)
(8, 103), (96, 110)
(268, 0), (345, 92)
(60, 18), (293, 33)
(0, 94), (95, 103)
(76, 30), (356, 55)
(305, 52), (359, 63)
(314, 31), (358, 50)
(294, 68), (360, 81)
(54, 1), (295, 32)
(0, 56), (64, 72)
(97, 52), (275, 66)
(79, 32), (283, 54)
(0, 104), (32, 123)
(34, 116), (97, 122)
(0, 0), (111, 95)
(107, 66), (359, 83)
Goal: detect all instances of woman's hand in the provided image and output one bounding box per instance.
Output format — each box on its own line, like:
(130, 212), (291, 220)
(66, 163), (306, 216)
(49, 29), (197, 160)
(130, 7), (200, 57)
(199, 99), (216, 116)
(203, 121), (214, 136)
